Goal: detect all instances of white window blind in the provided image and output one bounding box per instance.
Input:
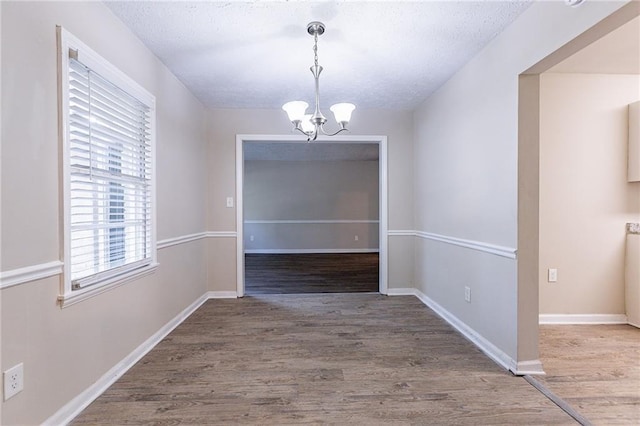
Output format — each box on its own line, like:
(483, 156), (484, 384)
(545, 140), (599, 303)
(66, 48), (154, 290)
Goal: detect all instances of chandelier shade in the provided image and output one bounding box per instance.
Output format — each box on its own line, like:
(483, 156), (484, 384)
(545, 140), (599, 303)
(283, 22), (355, 142)
(282, 101), (309, 123)
(330, 103), (356, 126)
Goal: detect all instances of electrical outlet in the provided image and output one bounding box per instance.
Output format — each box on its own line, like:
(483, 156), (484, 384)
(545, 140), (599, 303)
(464, 286), (471, 303)
(354, 235), (359, 241)
(4, 363), (24, 401)
(249, 235), (254, 242)
(548, 268), (558, 283)
(225, 197), (234, 208)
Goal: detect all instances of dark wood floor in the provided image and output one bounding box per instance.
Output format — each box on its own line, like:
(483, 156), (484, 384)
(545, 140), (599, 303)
(72, 294), (574, 425)
(245, 253), (379, 294)
(537, 324), (640, 425)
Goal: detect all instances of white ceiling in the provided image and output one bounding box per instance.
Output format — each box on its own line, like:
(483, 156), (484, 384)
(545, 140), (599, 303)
(548, 15), (640, 75)
(105, 0), (532, 111)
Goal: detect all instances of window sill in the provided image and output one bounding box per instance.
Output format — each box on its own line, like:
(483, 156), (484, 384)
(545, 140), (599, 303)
(58, 262), (159, 308)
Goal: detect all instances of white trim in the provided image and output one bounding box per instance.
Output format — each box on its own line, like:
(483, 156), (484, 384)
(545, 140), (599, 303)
(58, 263), (158, 308)
(206, 291), (238, 299)
(539, 314), (628, 325)
(236, 135), (246, 297)
(245, 249), (380, 254)
(58, 27), (158, 302)
(156, 231), (237, 249)
(206, 231), (237, 238)
(236, 134), (389, 298)
(0, 261), (64, 290)
(245, 220), (379, 224)
(387, 288), (544, 375)
(44, 292), (210, 426)
(414, 231), (517, 259)
(157, 232), (207, 249)
(1, 232), (236, 291)
(515, 360), (546, 376)
(387, 230), (415, 237)
(378, 138), (388, 295)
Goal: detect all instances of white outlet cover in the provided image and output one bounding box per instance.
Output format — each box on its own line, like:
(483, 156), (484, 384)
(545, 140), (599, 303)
(4, 363), (24, 401)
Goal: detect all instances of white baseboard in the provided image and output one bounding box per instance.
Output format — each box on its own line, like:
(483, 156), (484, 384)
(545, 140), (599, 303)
(206, 291), (238, 299)
(44, 292), (211, 425)
(514, 360), (545, 375)
(388, 288), (544, 376)
(244, 249), (379, 254)
(539, 313), (628, 325)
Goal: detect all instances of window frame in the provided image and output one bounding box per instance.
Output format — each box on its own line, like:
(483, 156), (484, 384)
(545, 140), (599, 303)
(57, 27), (157, 307)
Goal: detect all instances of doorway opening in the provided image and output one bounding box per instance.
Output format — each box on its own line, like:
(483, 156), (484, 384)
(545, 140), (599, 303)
(236, 135), (388, 297)
(518, 3), (639, 423)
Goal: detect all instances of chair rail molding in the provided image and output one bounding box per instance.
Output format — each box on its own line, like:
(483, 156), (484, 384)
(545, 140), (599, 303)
(0, 260), (64, 290)
(157, 231), (238, 249)
(389, 230), (517, 259)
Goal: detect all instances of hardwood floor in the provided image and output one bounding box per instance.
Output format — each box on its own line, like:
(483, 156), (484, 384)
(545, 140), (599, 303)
(536, 324), (640, 425)
(244, 253), (379, 294)
(72, 294), (575, 425)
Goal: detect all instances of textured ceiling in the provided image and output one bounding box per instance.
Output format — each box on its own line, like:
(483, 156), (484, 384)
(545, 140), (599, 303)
(105, 0), (532, 110)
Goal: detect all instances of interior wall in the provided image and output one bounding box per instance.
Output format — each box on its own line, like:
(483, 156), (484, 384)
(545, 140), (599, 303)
(539, 73), (640, 315)
(206, 108), (415, 291)
(0, 2), (208, 424)
(244, 159), (379, 252)
(412, 0), (630, 368)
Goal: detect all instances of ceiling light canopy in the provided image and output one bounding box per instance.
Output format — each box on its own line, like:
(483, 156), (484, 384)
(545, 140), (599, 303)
(282, 22), (355, 142)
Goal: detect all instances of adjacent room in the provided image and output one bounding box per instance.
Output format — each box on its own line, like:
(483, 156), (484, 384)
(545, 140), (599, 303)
(1, 0), (638, 424)
(242, 141), (381, 295)
(533, 15), (640, 424)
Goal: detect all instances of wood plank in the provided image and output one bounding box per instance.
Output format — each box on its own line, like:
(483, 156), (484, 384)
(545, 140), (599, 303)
(72, 294), (575, 425)
(538, 324), (640, 425)
(244, 253), (379, 294)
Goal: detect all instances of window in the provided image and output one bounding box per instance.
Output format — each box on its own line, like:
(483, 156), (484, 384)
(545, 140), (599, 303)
(58, 28), (156, 305)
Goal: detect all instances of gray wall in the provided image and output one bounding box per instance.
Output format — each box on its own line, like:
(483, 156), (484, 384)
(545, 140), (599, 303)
(206, 108), (415, 292)
(412, 0), (630, 368)
(244, 160), (379, 252)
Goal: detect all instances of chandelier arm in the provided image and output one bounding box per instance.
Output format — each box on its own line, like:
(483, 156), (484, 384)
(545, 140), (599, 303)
(291, 125), (311, 137)
(318, 123), (349, 137)
(308, 127), (319, 142)
(290, 123), (319, 142)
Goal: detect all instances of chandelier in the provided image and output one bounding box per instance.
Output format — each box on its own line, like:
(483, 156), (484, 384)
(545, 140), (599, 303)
(282, 22), (355, 142)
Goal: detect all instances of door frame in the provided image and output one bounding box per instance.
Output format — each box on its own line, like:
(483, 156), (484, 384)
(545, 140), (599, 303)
(235, 134), (388, 297)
